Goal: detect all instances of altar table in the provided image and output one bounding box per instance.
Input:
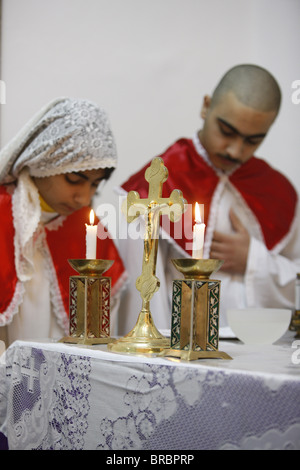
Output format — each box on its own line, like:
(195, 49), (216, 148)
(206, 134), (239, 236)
(0, 332), (300, 450)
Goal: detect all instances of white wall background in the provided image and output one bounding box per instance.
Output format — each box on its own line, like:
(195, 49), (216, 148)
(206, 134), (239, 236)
(1, 0), (299, 226)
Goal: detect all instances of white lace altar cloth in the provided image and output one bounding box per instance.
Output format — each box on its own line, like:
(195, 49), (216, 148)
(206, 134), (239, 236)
(0, 332), (300, 450)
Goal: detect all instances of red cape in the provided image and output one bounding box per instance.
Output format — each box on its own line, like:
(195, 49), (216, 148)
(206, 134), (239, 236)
(0, 185), (126, 317)
(122, 138), (297, 254)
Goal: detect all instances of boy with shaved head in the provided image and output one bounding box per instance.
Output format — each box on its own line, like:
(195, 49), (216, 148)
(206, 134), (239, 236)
(118, 64), (300, 336)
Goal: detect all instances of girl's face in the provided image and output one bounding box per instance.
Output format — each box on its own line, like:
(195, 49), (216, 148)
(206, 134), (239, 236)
(33, 168), (107, 215)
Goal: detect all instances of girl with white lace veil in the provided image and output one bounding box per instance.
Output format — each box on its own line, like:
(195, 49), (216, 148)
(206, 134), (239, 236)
(0, 98), (127, 346)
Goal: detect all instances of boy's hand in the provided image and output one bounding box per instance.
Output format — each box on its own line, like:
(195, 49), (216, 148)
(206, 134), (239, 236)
(209, 209), (250, 274)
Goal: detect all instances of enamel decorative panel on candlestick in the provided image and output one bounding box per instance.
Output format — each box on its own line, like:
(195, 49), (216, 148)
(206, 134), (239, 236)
(60, 259), (114, 345)
(165, 259), (232, 360)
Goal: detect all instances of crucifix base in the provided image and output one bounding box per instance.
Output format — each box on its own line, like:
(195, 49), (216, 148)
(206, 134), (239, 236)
(108, 308), (170, 356)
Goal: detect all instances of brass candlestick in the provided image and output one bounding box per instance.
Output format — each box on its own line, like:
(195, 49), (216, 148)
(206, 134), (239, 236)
(59, 259), (114, 345)
(108, 157), (186, 356)
(164, 258), (232, 360)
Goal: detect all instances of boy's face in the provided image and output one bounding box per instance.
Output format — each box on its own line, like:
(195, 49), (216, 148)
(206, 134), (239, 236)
(199, 91), (277, 171)
(33, 168), (107, 215)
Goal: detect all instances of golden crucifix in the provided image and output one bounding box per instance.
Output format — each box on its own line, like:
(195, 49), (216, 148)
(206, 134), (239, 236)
(108, 157), (186, 355)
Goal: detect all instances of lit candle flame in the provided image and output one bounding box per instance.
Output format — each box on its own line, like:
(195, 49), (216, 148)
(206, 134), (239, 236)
(195, 202), (201, 224)
(89, 209), (95, 226)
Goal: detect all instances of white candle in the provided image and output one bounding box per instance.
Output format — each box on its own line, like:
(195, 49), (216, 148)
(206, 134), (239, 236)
(192, 203), (205, 259)
(85, 209), (97, 259)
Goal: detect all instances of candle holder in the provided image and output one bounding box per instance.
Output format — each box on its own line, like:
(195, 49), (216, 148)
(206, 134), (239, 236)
(164, 258), (232, 361)
(59, 259), (114, 345)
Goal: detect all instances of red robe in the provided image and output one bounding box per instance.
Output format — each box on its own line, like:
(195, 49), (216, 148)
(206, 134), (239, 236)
(122, 138), (298, 254)
(0, 185), (126, 322)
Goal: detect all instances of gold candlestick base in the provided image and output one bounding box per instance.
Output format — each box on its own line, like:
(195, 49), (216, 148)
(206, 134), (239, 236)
(60, 337), (114, 346)
(164, 258), (232, 361)
(164, 349), (232, 361)
(59, 259), (115, 346)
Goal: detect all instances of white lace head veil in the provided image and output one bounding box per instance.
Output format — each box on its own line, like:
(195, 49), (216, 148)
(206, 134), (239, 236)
(0, 97), (117, 182)
(0, 97), (117, 282)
